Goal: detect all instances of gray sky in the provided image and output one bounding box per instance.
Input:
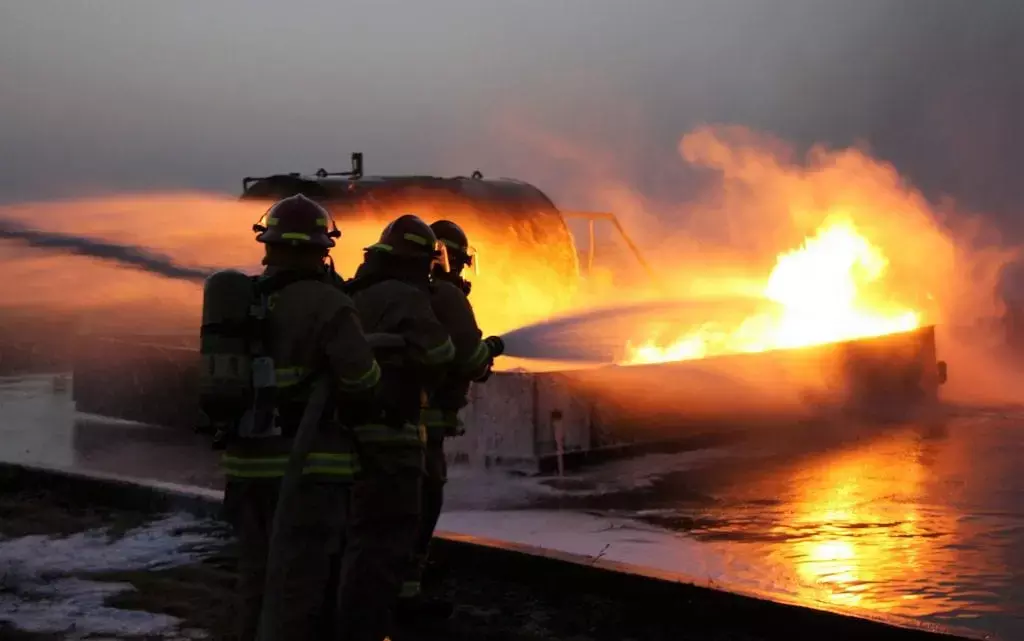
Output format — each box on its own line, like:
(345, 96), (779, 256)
(2, 1), (1022, 228)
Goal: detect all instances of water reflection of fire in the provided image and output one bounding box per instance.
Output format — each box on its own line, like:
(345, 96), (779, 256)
(622, 217), (922, 365)
(774, 431), (937, 614)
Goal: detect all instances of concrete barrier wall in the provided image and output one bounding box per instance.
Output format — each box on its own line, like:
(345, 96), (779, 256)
(447, 371), (597, 472)
(448, 372), (538, 468)
(69, 326), (944, 474)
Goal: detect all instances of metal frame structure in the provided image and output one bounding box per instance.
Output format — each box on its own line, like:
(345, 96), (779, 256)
(560, 210), (656, 281)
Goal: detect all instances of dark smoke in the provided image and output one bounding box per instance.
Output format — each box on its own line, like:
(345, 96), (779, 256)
(0, 218), (216, 283)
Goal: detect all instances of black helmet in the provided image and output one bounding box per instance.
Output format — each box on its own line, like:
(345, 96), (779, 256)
(367, 214), (443, 259)
(430, 220), (474, 269)
(253, 194), (340, 248)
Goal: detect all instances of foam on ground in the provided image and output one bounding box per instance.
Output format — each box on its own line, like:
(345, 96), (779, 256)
(0, 512), (218, 639)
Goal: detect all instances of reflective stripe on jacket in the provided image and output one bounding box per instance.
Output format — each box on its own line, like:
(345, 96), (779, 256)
(275, 364), (382, 393)
(353, 423), (424, 446)
(223, 451), (359, 479)
(351, 422), (426, 475)
(223, 272), (382, 484)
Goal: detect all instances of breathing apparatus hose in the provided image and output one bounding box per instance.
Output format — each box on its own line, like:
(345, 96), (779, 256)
(254, 374), (331, 641)
(255, 332), (407, 641)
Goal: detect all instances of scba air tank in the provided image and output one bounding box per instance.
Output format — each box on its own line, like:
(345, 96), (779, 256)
(199, 269), (257, 427)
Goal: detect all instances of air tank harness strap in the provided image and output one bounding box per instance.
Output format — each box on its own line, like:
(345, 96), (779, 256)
(342, 270), (389, 296)
(254, 268), (332, 296)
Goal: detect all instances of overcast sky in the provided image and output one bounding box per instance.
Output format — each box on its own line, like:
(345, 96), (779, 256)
(1, 1), (1022, 228)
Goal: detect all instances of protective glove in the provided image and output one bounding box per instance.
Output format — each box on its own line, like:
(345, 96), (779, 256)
(484, 335), (505, 358)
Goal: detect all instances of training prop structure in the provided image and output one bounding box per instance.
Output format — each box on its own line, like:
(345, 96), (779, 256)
(70, 325), (945, 473)
(29, 155), (947, 471)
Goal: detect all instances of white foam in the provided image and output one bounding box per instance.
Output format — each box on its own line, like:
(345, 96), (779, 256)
(437, 508), (765, 586)
(0, 513), (218, 639)
(443, 447), (731, 510)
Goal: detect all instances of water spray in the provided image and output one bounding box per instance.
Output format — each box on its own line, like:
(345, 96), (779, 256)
(497, 297), (776, 364)
(0, 218), (217, 283)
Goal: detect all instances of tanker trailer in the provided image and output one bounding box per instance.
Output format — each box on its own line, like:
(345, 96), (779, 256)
(69, 153), (650, 427)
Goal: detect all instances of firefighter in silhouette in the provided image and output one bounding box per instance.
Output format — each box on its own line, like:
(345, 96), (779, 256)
(334, 214), (456, 641)
(395, 219), (505, 623)
(208, 194), (382, 641)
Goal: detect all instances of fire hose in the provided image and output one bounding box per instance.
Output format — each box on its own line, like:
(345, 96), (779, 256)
(255, 332), (406, 641)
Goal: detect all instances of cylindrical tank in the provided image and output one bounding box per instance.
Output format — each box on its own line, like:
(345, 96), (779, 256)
(243, 173), (583, 335)
(198, 269), (255, 427)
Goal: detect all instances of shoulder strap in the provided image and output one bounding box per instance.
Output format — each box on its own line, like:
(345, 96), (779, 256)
(343, 271), (389, 296)
(246, 270), (325, 361)
(254, 269), (327, 296)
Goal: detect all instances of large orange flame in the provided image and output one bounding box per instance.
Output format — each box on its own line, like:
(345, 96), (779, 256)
(623, 216), (921, 364)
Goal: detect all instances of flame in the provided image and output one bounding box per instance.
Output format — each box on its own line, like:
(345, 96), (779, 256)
(622, 217), (921, 365)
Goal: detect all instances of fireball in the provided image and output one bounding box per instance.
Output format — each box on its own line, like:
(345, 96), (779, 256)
(623, 217), (921, 365)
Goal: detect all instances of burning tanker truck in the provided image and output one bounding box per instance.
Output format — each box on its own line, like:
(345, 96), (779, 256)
(71, 153), (948, 473)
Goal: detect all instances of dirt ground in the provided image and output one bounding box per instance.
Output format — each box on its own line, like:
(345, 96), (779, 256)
(0, 487), (773, 641)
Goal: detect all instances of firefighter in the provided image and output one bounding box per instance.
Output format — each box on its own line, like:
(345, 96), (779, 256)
(335, 214), (456, 641)
(396, 219), (505, 622)
(217, 194), (382, 641)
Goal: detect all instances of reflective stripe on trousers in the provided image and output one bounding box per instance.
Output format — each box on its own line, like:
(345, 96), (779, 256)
(399, 577), (423, 598)
(420, 408), (461, 439)
(222, 452), (359, 479)
(352, 423), (424, 446)
(351, 423), (425, 475)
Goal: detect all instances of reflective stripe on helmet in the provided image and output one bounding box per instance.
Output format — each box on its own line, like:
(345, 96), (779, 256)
(266, 215), (328, 229)
(440, 238), (467, 252)
(403, 233), (430, 246)
(280, 232), (312, 241)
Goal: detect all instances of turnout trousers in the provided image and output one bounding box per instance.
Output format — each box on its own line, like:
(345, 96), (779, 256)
(402, 435), (447, 599)
(335, 423), (425, 641)
(223, 479), (349, 641)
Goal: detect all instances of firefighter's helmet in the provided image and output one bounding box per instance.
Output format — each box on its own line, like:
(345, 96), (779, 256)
(430, 219), (475, 271)
(253, 194), (340, 248)
(365, 214), (437, 258)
